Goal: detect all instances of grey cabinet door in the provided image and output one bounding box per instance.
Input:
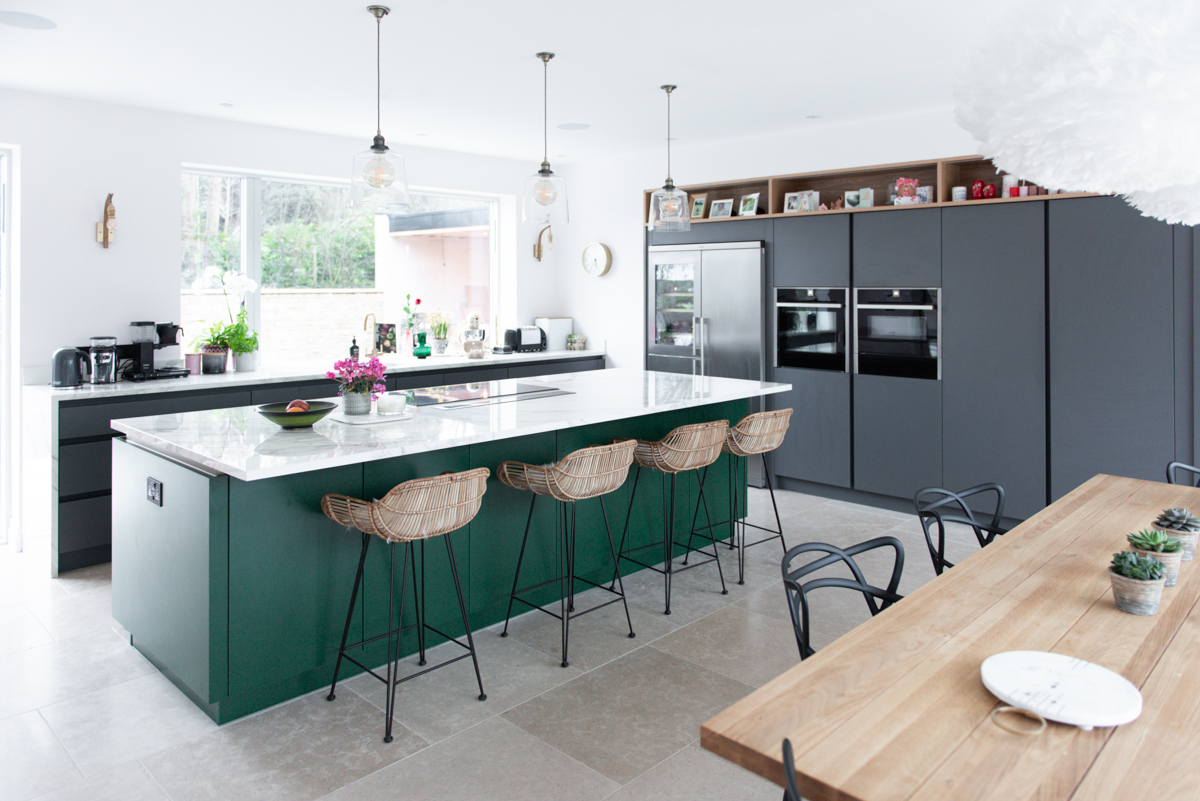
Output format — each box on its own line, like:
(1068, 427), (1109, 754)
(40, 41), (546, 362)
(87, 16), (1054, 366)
(648, 219), (771, 247)
(853, 374), (942, 499)
(1049, 196), (1175, 500)
(942, 202), (1046, 519)
(771, 367), (850, 488)
(773, 215), (850, 287)
(853, 208), (941, 287)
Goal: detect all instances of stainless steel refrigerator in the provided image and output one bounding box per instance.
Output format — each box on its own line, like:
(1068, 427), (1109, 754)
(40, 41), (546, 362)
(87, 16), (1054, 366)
(646, 241), (766, 485)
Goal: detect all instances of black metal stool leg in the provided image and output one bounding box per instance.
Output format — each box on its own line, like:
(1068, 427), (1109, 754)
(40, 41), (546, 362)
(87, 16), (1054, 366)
(664, 471), (675, 615)
(501, 494), (537, 637)
(682, 465), (709, 565)
(728, 453), (739, 551)
(414, 539), (426, 666)
(384, 539), (411, 744)
(328, 531), (371, 702)
(599, 495), (636, 639)
(765, 452), (785, 554)
(443, 532), (486, 701)
(612, 464), (643, 589)
(562, 502), (574, 667)
(694, 469), (728, 595)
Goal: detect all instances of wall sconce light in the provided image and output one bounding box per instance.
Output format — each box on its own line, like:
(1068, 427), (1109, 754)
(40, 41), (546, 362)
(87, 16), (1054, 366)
(96, 193), (115, 247)
(533, 225), (553, 261)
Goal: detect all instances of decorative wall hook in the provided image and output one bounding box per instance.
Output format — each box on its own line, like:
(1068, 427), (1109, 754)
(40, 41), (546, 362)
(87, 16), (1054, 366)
(96, 193), (116, 248)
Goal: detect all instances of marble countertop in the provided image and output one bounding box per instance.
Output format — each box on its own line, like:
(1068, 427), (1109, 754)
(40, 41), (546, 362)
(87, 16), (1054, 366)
(26, 349), (605, 404)
(111, 369), (790, 481)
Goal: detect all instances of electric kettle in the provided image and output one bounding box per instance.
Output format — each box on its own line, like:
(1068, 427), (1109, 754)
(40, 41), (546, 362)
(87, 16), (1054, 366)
(50, 348), (90, 388)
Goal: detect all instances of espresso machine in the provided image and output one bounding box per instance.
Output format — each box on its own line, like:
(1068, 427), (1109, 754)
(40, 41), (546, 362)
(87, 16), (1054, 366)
(118, 322), (190, 381)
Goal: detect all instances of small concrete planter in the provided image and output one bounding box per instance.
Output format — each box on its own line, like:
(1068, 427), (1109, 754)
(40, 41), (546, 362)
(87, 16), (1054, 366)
(1133, 548), (1183, 587)
(233, 351), (259, 372)
(1109, 569), (1166, 615)
(1156, 528), (1199, 561)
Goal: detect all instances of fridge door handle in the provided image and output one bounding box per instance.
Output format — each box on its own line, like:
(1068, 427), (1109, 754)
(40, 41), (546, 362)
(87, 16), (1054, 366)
(692, 317), (708, 376)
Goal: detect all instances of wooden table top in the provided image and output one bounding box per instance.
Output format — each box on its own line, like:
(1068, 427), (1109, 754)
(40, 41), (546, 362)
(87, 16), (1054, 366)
(701, 474), (1200, 801)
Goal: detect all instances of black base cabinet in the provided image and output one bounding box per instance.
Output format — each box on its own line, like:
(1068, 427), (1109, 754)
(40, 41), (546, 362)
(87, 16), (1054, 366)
(942, 202), (1047, 519)
(853, 374), (942, 500)
(771, 367), (851, 488)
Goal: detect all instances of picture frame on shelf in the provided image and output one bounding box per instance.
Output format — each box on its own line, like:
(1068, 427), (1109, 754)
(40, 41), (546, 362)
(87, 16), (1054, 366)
(844, 190), (861, 208)
(739, 193), (760, 216)
(710, 198), (734, 218)
(800, 190), (820, 212)
(859, 187), (874, 207)
(783, 192), (803, 213)
(690, 194), (707, 219)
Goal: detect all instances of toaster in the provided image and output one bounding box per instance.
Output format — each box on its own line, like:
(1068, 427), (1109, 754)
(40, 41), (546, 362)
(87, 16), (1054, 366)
(504, 327), (547, 353)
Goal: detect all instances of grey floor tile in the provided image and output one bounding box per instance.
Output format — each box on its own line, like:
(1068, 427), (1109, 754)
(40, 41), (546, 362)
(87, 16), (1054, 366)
(52, 562), (113, 594)
(604, 743), (780, 801)
(142, 692), (426, 801)
(501, 587), (678, 670)
(0, 568), (66, 610)
(0, 604), (54, 656)
(0, 710), (83, 801)
(321, 717), (618, 801)
(40, 671), (217, 777)
(343, 629), (581, 744)
(651, 603), (801, 688)
(0, 628), (155, 721)
(29, 760), (171, 801)
(734, 581), (793, 624)
(503, 645), (754, 785)
(620, 555), (752, 626)
(25, 586), (119, 641)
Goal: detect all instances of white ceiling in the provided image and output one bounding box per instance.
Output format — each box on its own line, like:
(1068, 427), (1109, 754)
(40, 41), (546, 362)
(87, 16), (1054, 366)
(0, 0), (995, 163)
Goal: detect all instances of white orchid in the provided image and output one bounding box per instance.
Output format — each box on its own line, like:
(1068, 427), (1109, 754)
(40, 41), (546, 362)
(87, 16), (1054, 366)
(190, 266), (259, 324)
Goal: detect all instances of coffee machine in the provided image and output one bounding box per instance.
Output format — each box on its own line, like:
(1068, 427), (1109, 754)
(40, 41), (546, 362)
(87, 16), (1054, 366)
(118, 322), (190, 381)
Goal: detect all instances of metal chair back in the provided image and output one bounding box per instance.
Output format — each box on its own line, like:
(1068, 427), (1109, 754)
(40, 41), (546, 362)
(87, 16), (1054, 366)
(913, 483), (1008, 576)
(1167, 461), (1200, 487)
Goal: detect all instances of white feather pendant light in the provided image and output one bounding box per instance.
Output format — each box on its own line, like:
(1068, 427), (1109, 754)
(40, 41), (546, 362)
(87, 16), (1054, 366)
(954, 0), (1200, 224)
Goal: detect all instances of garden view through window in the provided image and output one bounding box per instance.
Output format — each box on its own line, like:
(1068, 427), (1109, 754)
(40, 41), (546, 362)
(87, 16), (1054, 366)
(182, 171), (496, 366)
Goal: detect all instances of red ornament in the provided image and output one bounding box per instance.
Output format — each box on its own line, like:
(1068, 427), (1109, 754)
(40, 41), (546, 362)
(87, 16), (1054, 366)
(971, 180), (984, 199)
(983, 183), (997, 198)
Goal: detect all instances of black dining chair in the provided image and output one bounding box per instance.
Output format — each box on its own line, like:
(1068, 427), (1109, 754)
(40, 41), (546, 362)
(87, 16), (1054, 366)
(781, 537), (905, 660)
(913, 484), (1008, 576)
(1166, 461), (1200, 487)
(781, 737), (802, 801)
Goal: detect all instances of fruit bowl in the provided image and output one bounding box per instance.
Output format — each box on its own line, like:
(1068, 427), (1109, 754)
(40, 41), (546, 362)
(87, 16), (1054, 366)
(256, 400), (336, 429)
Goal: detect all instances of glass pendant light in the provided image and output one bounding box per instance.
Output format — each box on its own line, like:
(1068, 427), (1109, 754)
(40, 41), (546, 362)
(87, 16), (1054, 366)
(350, 5), (410, 212)
(647, 85), (690, 232)
(521, 52), (568, 224)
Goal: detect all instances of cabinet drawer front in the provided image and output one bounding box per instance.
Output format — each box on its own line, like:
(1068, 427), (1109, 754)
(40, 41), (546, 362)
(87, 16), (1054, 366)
(449, 367), (508, 383)
(390, 372), (443, 391)
(59, 440), (114, 496)
(509, 359), (602, 379)
(59, 495), (112, 552)
(60, 391), (253, 440)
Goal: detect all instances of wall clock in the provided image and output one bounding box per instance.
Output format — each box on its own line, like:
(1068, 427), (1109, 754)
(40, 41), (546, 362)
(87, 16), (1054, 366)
(582, 242), (612, 277)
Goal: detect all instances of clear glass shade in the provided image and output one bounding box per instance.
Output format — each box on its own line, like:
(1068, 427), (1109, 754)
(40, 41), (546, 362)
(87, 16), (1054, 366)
(521, 170), (568, 224)
(648, 185), (691, 232)
(350, 147), (411, 212)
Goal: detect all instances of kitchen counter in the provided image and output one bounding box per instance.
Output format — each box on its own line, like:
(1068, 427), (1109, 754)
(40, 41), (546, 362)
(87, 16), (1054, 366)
(112, 369), (789, 481)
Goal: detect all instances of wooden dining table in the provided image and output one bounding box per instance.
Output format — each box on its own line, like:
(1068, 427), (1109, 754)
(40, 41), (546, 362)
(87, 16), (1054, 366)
(701, 474), (1200, 801)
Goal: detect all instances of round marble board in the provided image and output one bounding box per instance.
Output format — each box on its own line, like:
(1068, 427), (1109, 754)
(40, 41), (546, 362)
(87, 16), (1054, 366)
(980, 651), (1142, 730)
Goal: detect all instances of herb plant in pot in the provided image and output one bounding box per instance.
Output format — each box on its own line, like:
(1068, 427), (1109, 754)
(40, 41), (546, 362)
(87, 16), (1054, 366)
(1152, 507), (1200, 561)
(1127, 529), (1183, 587)
(327, 356), (387, 415)
(199, 324), (230, 374)
(227, 307), (260, 372)
(1109, 551), (1167, 615)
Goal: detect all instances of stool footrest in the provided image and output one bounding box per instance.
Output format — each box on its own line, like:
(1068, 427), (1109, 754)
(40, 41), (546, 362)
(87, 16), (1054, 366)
(509, 572), (628, 623)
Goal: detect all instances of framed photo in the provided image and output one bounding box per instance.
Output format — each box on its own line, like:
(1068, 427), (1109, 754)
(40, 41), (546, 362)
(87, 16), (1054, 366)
(844, 190), (861, 208)
(690, 194), (707, 219)
(800, 190), (821, 212)
(858, 187), (874, 208)
(783, 192), (804, 213)
(709, 198), (734, 218)
(739, 193), (760, 216)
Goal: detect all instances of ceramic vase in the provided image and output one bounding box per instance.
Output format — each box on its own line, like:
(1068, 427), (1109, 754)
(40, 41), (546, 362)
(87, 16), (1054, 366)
(1109, 569), (1166, 615)
(1133, 548), (1183, 587)
(233, 351), (259, 372)
(1157, 527), (1199, 561)
(433, 338), (449, 356)
(342, 390), (371, 416)
(199, 346), (228, 374)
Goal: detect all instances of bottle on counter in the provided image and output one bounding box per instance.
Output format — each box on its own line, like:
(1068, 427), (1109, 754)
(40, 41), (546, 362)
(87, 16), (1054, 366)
(350, 337), (359, 361)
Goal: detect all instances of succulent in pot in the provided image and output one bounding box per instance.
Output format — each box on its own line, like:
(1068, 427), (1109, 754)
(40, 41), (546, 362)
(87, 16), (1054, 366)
(1126, 528), (1183, 587)
(1109, 551), (1166, 615)
(1152, 507), (1200, 561)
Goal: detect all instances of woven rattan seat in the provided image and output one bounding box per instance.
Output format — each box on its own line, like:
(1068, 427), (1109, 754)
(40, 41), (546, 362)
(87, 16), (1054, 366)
(498, 439), (637, 502)
(722, 409), (793, 457)
(632, 420), (728, 473)
(323, 467), (490, 743)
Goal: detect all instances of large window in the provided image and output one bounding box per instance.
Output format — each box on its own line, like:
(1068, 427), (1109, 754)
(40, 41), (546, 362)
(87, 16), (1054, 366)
(181, 170), (497, 366)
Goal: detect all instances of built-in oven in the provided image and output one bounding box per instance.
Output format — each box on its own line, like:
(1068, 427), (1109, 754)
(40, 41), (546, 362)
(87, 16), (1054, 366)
(775, 288), (848, 372)
(853, 288), (940, 380)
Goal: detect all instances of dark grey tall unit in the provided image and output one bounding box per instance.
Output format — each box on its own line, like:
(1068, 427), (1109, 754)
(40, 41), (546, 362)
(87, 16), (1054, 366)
(853, 374), (942, 498)
(1048, 196), (1175, 501)
(853, 207), (942, 287)
(774, 215), (849, 287)
(942, 202), (1046, 519)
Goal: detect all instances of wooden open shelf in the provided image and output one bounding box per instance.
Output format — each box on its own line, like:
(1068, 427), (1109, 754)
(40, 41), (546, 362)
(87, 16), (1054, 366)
(643, 155), (1098, 224)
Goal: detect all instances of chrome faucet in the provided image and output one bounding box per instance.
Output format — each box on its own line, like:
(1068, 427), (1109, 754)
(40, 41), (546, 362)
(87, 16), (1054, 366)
(362, 313), (378, 357)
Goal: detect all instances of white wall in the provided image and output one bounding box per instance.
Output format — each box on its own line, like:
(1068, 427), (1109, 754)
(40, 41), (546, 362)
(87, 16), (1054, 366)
(552, 107), (978, 368)
(0, 86), (555, 376)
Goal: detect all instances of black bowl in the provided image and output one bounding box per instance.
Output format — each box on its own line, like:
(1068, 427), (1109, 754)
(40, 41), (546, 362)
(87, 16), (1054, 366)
(256, 400), (337, 429)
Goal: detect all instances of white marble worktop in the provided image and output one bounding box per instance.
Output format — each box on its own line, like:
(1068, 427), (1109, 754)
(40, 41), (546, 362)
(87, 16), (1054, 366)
(26, 349), (605, 405)
(111, 369), (790, 481)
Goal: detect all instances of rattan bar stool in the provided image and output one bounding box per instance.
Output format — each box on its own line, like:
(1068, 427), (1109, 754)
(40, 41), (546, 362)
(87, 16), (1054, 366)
(685, 409), (794, 585)
(616, 420), (730, 615)
(497, 439), (638, 668)
(322, 467), (490, 743)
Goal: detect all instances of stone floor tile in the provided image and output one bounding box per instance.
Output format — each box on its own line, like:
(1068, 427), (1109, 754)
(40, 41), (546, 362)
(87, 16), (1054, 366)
(52, 561), (113, 594)
(0, 604), (54, 656)
(651, 603), (802, 688)
(321, 717), (618, 801)
(40, 671), (217, 777)
(0, 710), (83, 801)
(604, 743), (780, 801)
(28, 760), (171, 801)
(25, 586), (119, 641)
(620, 554), (752, 626)
(503, 645), (754, 785)
(142, 692), (426, 801)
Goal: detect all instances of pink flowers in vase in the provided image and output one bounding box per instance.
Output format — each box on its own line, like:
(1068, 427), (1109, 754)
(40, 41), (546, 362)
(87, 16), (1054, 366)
(327, 356), (387, 400)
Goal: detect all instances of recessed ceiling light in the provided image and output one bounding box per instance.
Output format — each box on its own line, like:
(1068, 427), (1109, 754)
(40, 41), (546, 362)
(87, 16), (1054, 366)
(0, 11), (57, 29)
(557, 123), (590, 131)
(219, 103), (234, 108)
(806, 115), (821, 120)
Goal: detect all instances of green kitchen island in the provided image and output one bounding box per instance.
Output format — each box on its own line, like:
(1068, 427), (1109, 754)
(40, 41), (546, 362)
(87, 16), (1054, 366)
(109, 368), (789, 723)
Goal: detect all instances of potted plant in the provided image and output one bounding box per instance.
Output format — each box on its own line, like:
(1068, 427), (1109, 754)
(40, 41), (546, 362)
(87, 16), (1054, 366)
(1152, 507), (1200, 561)
(227, 307), (260, 372)
(199, 323), (230, 374)
(429, 308), (451, 355)
(326, 356), (387, 415)
(1127, 529), (1183, 586)
(1109, 551), (1167, 615)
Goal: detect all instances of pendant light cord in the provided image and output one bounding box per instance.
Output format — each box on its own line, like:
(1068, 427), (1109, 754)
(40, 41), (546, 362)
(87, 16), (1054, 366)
(543, 56), (549, 164)
(376, 14), (382, 136)
(666, 89), (672, 183)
